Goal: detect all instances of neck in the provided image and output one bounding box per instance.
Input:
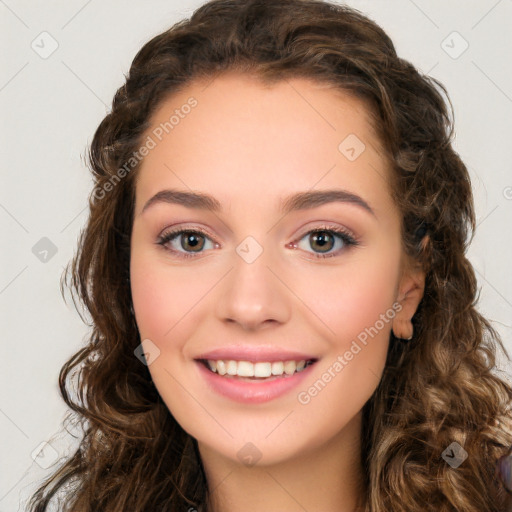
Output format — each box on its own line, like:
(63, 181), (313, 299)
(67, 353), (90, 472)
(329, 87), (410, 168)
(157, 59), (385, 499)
(198, 412), (367, 512)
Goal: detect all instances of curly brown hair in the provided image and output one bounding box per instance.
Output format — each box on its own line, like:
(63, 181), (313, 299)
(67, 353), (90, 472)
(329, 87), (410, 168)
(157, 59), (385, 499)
(27, 0), (512, 510)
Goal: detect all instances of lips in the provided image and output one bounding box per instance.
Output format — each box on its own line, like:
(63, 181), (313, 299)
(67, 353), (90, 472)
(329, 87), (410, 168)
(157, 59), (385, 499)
(194, 345), (319, 404)
(194, 346), (318, 363)
(195, 357), (317, 403)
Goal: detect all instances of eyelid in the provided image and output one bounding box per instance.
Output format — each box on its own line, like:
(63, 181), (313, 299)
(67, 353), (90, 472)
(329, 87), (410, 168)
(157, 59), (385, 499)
(158, 224), (218, 243)
(293, 221), (357, 242)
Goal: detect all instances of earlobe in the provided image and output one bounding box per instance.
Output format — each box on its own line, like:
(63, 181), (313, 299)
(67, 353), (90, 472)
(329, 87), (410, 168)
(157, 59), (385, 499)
(392, 263), (425, 341)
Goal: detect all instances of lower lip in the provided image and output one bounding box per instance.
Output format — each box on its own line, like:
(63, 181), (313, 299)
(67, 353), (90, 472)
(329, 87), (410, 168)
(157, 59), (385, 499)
(195, 361), (316, 404)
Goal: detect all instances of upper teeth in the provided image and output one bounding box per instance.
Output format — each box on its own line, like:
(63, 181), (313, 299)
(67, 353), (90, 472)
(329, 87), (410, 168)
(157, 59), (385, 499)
(206, 359), (310, 377)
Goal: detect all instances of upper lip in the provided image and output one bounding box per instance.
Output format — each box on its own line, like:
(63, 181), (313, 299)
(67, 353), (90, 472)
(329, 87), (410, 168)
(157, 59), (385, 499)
(194, 346), (319, 363)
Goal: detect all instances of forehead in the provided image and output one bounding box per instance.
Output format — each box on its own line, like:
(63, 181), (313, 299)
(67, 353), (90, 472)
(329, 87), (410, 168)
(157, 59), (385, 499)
(134, 72), (393, 217)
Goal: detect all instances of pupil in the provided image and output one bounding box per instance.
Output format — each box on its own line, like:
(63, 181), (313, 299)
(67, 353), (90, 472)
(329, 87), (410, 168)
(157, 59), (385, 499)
(311, 231), (333, 253)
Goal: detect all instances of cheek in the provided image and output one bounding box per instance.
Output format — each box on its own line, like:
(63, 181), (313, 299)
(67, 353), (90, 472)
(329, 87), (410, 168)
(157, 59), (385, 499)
(130, 263), (172, 339)
(293, 252), (401, 347)
(130, 251), (191, 349)
(290, 252), (400, 427)
(130, 247), (211, 340)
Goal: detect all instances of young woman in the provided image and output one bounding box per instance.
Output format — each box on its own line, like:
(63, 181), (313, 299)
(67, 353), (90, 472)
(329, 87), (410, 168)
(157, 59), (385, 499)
(28, 0), (512, 510)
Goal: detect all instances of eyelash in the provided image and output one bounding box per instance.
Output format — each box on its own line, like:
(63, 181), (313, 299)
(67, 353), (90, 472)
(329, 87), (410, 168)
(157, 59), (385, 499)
(156, 224), (360, 260)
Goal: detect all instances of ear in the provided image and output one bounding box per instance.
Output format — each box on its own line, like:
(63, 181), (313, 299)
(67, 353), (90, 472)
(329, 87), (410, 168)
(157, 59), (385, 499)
(392, 259), (425, 340)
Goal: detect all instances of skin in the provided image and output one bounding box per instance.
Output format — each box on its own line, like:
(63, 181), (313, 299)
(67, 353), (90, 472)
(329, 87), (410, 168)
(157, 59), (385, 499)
(130, 71), (425, 512)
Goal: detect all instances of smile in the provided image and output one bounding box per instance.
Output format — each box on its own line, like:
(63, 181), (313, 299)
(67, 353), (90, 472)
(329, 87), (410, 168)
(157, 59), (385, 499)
(195, 358), (319, 403)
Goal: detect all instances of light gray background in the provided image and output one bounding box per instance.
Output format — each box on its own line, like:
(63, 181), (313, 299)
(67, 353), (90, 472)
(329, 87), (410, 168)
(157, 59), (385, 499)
(1, 1), (511, 510)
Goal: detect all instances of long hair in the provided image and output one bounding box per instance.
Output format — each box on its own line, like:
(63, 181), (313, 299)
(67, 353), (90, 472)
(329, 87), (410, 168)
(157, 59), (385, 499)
(27, 1), (512, 510)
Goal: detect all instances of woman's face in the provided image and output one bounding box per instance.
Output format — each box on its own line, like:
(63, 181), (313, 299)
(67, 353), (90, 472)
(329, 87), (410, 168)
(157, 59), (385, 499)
(130, 72), (417, 466)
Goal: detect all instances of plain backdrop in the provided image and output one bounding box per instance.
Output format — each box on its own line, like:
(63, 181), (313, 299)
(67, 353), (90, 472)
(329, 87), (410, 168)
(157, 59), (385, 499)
(1, 0), (511, 510)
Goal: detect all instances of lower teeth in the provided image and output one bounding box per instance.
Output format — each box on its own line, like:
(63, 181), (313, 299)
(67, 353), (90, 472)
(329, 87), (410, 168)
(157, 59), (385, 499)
(224, 374), (293, 381)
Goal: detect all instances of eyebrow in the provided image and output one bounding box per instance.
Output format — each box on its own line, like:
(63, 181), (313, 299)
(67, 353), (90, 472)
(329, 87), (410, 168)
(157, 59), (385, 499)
(141, 188), (376, 217)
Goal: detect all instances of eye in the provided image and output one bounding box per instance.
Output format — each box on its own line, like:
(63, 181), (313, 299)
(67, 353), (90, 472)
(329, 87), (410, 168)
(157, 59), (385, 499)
(156, 224), (360, 260)
(290, 225), (360, 259)
(156, 227), (218, 259)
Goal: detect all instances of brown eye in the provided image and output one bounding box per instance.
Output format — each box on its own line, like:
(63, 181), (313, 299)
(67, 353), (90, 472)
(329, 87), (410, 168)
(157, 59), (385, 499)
(309, 231), (335, 253)
(179, 232), (205, 252)
(293, 226), (359, 259)
(157, 228), (216, 259)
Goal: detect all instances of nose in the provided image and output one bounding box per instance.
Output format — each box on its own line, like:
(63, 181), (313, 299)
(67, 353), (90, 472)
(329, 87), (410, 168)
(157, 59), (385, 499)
(215, 242), (291, 331)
